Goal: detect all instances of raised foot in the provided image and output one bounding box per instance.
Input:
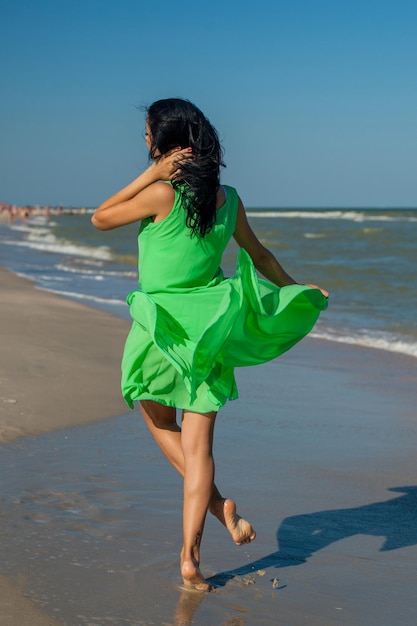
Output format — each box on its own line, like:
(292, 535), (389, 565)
(222, 498), (256, 546)
(181, 559), (212, 592)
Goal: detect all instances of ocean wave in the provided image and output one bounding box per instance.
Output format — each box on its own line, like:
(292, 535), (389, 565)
(304, 232), (328, 238)
(36, 287), (126, 306)
(2, 237), (113, 261)
(246, 210), (417, 223)
(55, 263), (137, 278)
(8, 222), (41, 233)
(310, 328), (417, 359)
(36, 275), (72, 283)
(35, 272), (106, 283)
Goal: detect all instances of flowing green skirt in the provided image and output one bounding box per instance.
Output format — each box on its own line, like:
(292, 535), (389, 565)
(121, 249), (327, 413)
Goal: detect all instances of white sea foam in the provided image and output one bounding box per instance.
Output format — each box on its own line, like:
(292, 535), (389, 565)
(8, 223), (37, 233)
(304, 232), (327, 239)
(36, 275), (72, 283)
(311, 328), (417, 359)
(247, 210), (417, 223)
(55, 263), (136, 278)
(36, 286), (126, 306)
(2, 237), (113, 261)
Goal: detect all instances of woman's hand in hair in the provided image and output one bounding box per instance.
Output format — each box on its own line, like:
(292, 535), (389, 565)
(152, 147), (193, 181)
(92, 148), (193, 231)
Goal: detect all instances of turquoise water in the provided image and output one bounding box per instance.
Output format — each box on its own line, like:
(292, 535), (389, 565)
(1, 207), (416, 357)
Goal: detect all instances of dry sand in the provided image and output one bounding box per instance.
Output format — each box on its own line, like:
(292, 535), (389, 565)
(0, 266), (129, 443)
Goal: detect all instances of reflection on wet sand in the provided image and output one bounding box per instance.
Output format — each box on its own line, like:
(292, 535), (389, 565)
(174, 587), (207, 626)
(174, 586), (246, 626)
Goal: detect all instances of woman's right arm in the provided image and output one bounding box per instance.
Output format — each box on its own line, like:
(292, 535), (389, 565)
(91, 148), (190, 231)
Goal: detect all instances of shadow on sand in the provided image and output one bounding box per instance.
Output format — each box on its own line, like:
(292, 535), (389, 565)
(173, 486), (417, 624)
(208, 485), (417, 587)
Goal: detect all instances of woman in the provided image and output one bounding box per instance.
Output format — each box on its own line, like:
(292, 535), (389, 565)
(92, 98), (328, 591)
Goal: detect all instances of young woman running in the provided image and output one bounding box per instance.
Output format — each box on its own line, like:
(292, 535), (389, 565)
(92, 98), (328, 591)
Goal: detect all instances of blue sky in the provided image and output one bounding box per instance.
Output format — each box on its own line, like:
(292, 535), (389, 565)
(1, 0), (416, 207)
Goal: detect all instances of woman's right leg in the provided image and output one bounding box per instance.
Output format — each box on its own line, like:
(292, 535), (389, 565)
(180, 408), (217, 590)
(140, 400), (256, 545)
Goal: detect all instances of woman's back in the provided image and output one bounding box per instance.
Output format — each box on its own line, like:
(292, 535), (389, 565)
(138, 185), (239, 293)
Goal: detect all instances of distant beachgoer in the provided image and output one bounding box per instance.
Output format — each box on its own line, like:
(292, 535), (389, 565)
(92, 98), (328, 591)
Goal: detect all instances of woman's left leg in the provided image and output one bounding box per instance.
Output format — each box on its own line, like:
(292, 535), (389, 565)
(180, 409), (216, 591)
(140, 400), (256, 547)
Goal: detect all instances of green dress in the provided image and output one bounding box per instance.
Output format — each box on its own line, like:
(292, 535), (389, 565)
(121, 184), (327, 413)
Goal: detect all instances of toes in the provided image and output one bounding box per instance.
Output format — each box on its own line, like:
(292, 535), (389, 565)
(235, 533), (256, 546)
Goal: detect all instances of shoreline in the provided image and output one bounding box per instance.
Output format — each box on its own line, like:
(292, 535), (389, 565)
(0, 574), (63, 626)
(3, 263), (415, 446)
(1, 264), (417, 625)
(0, 266), (130, 443)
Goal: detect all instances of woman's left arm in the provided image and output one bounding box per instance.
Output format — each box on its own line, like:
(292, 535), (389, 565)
(234, 197), (329, 297)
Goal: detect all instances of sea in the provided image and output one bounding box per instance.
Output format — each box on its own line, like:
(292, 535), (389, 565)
(1, 206), (416, 359)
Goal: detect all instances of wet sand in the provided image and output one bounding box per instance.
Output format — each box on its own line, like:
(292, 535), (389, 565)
(1, 267), (417, 625)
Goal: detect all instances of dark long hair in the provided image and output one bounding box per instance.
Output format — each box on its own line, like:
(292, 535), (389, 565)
(146, 98), (225, 237)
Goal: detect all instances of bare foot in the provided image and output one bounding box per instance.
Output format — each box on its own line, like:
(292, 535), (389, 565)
(181, 557), (212, 592)
(210, 497), (256, 546)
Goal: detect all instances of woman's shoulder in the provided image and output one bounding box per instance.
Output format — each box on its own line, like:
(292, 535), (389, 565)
(150, 181), (176, 200)
(222, 183), (238, 195)
(140, 180), (176, 208)
(145, 182), (176, 223)
(221, 184), (239, 207)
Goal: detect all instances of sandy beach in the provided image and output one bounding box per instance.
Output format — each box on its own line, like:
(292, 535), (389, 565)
(1, 267), (417, 625)
(0, 266), (129, 443)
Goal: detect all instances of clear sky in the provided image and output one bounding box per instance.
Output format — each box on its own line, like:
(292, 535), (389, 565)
(1, 0), (416, 208)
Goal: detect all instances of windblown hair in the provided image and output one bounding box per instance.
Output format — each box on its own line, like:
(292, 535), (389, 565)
(146, 98), (225, 237)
